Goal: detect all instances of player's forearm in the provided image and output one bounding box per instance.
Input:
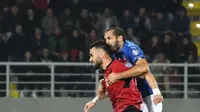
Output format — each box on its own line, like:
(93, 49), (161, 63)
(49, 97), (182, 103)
(91, 92), (108, 104)
(119, 59), (149, 79)
(119, 64), (148, 79)
(145, 73), (161, 94)
(91, 96), (101, 103)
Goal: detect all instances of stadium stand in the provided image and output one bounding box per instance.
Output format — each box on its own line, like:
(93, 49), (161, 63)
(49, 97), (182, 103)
(0, 0), (199, 98)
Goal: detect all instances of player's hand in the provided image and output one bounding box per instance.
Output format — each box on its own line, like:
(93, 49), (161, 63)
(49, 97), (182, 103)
(97, 79), (106, 99)
(153, 94), (163, 104)
(106, 73), (121, 85)
(84, 101), (96, 112)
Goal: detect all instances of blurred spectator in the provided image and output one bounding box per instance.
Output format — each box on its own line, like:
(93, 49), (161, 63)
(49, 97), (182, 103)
(187, 54), (200, 85)
(7, 24), (26, 61)
(187, 54), (200, 98)
(0, 32), (13, 62)
(96, 8), (119, 37)
(40, 48), (58, 63)
(176, 36), (198, 63)
(126, 28), (140, 46)
(69, 29), (85, 62)
(77, 8), (93, 35)
(168, 68), (183, 98)
(41, 8), (59, 36)
(22, 9), (40, 36)
(144, 35), (162, 60)
(38, 48), (57, 95)
(172, 8), (190, 38)
(48, 26), (69, 54)
(55, 52), (70, 97)
(161, 33), (176, 62)
(85, 29), (99, 60)
(151, 53), (171, 75)
(151, 53), (171, 92)
(59, 8), (76, 32)
(150, 12), (170, 36)
(119, 10), (136, 30)
(30, 28), (46, 56)
(135, 7), (151, 42)
(1, 6), (21, 32)
(12, 51), (37, 97)
(85, 29), (99, 48)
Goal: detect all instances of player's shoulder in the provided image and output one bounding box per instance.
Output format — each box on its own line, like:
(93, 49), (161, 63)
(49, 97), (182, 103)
(112, 59), (132, 68)
(124, 41), (141, 50)
(124, 41), (143, 55)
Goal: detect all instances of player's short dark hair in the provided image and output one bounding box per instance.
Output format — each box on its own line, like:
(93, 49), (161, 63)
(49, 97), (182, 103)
(105, 27), (126, 40)
(90, 40), (113, 56)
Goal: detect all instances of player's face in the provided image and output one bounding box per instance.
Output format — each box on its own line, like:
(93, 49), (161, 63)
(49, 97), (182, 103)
(104, 30), (119, 51)
(89, 48), (102, 68)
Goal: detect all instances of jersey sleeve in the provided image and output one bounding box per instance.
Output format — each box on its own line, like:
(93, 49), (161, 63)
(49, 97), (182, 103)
(127, 46), (145, 64)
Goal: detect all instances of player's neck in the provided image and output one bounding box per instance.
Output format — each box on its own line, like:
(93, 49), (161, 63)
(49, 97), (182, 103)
(118, 41), (125, 52)
(101, 56), (113, 70)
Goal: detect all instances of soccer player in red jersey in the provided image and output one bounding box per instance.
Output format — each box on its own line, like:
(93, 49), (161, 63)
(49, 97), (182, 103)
(84, 40), (143, 112)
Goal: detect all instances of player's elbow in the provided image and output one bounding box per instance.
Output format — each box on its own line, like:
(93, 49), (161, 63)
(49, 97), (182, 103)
(136, 59), (149, 75)
(142, 65), (149, 74)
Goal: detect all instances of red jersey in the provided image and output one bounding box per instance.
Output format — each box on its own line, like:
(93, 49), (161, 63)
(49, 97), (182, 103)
(103, 60), (142, 112)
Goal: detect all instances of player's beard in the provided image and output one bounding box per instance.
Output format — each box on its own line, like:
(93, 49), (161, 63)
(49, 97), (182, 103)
(94, 57), (102, 69)
(110, 41), (120, 52)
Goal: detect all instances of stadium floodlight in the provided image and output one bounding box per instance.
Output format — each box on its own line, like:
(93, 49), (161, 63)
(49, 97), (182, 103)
(188, 3), (194, 8)
(196, 23), (200, 28)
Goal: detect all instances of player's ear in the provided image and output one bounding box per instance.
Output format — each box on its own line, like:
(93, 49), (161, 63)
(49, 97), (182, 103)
(99, 50), (104, 58)
(117, 35), (123, 42)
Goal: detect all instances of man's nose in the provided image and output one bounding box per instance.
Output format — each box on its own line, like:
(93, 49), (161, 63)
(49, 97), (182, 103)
(89, 58), (92, 62)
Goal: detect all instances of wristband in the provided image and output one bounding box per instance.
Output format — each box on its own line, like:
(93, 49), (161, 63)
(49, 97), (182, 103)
(153, 88), (161, 95)
(91, 96), (100, 103)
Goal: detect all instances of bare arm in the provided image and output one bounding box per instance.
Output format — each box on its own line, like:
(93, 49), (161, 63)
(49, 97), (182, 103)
(118, 58), (160, 91)
(118, 58), (149, 79)
(144, 72), (159, 91)
(91, 92), (108, 104)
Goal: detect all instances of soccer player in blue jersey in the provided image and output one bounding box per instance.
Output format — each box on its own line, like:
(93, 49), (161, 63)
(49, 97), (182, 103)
(96, 27), (163, 112)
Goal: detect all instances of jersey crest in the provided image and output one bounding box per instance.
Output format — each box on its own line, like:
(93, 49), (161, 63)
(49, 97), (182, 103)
(132, 49), (139, 55)
(125, 62), (132, 68)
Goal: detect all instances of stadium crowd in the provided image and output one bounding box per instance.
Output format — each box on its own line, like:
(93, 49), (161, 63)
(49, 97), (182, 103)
(0, 0), (199, 98)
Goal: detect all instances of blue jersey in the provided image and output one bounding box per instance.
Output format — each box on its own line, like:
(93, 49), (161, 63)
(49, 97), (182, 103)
(113, 40), (153, 97)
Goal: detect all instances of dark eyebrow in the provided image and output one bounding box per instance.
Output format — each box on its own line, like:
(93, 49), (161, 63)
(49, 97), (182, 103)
(89, 54), (92, 56)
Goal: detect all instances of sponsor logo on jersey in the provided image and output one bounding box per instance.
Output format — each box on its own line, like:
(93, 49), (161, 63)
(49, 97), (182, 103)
(125, 62), (132, 68)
